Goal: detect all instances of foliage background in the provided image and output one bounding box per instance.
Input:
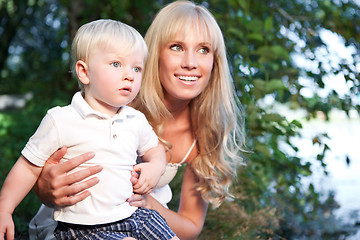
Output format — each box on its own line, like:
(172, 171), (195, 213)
(0, 0), (359, 239)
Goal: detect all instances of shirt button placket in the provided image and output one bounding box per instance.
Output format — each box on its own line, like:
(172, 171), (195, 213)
(111, 121), (117, 141)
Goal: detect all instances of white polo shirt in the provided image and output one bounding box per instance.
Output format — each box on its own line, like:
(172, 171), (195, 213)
(22, 92), (158, 225)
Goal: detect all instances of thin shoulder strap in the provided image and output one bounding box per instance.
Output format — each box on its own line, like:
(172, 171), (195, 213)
(180, 139), (197, 164)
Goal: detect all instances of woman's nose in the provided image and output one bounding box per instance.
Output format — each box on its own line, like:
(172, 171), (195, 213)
(182, 51), (198, 69)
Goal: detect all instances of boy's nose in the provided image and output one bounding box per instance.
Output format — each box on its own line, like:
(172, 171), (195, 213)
(123, 68), (134, 82)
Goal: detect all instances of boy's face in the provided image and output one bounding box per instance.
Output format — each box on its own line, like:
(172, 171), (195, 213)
(81, 44), (145, 116)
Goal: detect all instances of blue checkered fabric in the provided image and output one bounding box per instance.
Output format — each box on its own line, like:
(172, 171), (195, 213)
(54, 208), (175, 240)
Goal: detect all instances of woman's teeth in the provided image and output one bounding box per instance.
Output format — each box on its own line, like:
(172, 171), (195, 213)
(178, 76), (198, 81)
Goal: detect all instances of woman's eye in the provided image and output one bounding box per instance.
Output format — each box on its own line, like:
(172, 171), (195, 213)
(198, 47), (209, 54)
(133, 67), (141, 73)
(170, 44), (182, 51)
(112, 62), (120, 67)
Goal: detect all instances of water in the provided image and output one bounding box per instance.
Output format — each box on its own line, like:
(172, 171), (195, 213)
(291, 110), (360, 237)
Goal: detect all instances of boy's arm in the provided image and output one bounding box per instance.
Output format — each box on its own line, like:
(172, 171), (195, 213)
(0, 156), (42, 240)
(141, 143), (166, 168)
(133, 144), (166, 194)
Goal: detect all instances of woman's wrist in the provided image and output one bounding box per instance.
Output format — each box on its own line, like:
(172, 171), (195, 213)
(144, 194), (155, 209)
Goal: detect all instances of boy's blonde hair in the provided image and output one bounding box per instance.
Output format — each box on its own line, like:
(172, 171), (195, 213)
(71, 19), (148, 92)
(131, 0), (245, 207)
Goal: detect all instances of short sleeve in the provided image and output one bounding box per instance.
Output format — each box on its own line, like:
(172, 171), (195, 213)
(136, 112), (158, 156)
(21, 109), (62, 167)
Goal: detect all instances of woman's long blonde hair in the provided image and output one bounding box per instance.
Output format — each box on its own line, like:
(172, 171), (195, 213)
(131, 0), (245, 208)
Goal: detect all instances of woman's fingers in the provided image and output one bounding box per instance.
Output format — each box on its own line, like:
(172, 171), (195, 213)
(50, 174), (100, 206)
(55, 152), (96, 175)
(53, 189), (91, 207)
(62, 164), (102, 186)
(59, 176), (99, 198)
(127, 194), (146, 208)
(45, 147), (67, 165)
(34, 149), (102, 207)
(51, 159), (102, 206)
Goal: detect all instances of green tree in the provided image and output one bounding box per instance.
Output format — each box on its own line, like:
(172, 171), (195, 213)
(0, 0), (359, 239)
(197, 0), (359, 239)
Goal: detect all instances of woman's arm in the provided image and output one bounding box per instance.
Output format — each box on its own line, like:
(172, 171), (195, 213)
(146, 165), (208, 240)
(33, 147), (103, 207)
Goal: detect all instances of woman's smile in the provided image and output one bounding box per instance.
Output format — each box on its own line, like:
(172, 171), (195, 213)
(176, 75), (200, 82)
(159, 26), (214, 102)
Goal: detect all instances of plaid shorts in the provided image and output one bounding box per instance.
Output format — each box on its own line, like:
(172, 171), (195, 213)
(54, 208), (176, 240)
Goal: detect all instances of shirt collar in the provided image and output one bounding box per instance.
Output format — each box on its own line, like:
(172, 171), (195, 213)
(71, 92), (135, 120)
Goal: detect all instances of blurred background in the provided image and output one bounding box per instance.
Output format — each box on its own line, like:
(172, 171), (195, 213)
(0, 0), (359, 239)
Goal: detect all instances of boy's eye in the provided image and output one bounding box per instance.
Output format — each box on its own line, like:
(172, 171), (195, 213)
(112, 62), (120, 67)
(133, 67), (141, 73)
(170, 44), (182, 51)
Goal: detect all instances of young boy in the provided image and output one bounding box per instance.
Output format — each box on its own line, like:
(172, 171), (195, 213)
(0, 19), (178, 240)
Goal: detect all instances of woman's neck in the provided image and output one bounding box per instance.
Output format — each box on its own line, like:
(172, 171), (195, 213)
(163, 96), (191, 120)
(162, 95), (192, 131)
(162, 98), (197, 164)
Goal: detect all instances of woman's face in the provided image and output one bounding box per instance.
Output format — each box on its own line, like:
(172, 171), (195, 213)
(159, 26), (214, 105)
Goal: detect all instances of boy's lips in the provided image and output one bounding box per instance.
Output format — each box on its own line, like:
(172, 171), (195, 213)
(118, 86), (132, 96)
(119, 86), (132, 92)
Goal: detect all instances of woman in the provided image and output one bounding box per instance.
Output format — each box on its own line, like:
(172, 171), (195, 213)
(30, 1), (245, 239)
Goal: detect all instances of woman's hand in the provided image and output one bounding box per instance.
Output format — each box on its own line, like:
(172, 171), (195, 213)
(127, 193), (147, 208)
(33, 147), (103, 207)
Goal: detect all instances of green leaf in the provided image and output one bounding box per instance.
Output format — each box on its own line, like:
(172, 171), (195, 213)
(290, 119), (303, 128)
(247, 33), (264, 42)
(264, 16), (273, 32)
(265, 79), (285, 93)
(270, 45), (290, 61)
(263, 113), (284, 123)
(237, 0), (248, 11)
(227, 27), (244, 39)
(254, 142), (271, 157)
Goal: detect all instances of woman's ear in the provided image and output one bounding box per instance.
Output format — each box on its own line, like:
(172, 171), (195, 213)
(76, 60), (90, 85)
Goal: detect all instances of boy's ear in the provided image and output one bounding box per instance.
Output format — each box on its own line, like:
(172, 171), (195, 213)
(76, 60), (90, 85)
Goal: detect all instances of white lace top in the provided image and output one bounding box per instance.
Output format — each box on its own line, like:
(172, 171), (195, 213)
(150, 139), (197, 207)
